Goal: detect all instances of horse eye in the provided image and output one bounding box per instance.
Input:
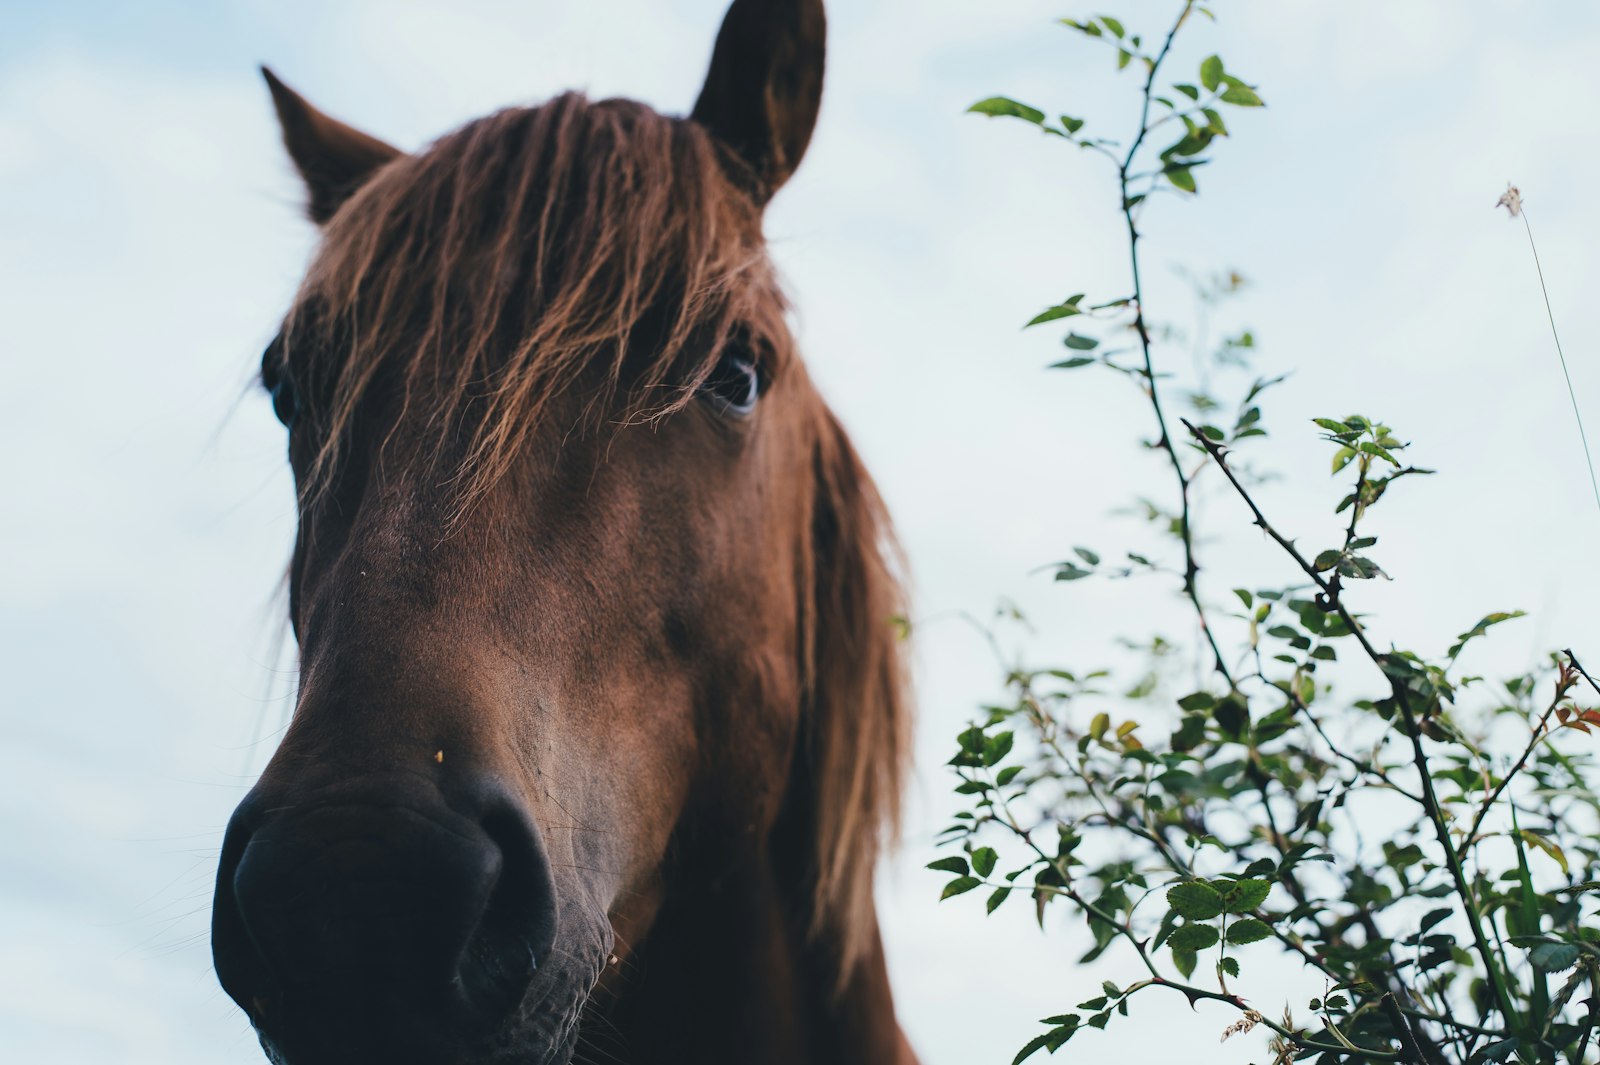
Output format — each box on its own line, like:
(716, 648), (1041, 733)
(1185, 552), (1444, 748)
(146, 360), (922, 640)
(700, 351), (761, 417)
(270, 376), (298, 428)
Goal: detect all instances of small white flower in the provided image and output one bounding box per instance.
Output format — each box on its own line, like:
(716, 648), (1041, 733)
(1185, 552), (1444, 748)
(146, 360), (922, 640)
(1496, 183), (1522, 218)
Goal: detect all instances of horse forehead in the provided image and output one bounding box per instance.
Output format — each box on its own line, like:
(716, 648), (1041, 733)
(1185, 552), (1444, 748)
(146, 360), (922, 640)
(319, 435), (647, 574)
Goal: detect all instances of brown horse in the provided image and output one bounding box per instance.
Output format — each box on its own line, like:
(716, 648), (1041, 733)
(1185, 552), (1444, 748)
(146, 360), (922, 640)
(209, 1), (916, 1063)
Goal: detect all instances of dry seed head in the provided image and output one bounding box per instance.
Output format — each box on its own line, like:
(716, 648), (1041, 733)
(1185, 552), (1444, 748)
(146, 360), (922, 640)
(1221, 1009), (1263, 1043)
(1496, 183), (1522, 218)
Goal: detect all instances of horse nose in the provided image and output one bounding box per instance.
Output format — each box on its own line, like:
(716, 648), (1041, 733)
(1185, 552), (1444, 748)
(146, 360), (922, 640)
(212, 774), (557, 1062)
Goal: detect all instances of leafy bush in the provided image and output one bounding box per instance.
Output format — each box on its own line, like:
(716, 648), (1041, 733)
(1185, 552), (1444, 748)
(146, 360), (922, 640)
(933, 5), (1600, 1064)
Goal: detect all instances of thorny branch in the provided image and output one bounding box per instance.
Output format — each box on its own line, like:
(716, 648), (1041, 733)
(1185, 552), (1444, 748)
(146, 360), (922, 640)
(1182, 418), (1519, 1028)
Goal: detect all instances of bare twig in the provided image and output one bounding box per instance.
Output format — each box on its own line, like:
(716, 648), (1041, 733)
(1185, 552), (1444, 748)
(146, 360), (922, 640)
(1564, 648), (1600, 701)
(1110, 1), (1236, 690)
(1464, 673), (1573, 849)
(1381, 993), (1430, 1065)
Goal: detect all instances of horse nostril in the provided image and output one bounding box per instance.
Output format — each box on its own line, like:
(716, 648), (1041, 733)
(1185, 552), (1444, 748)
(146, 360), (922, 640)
(211, 779), (558, 1055)
(456, 807), (558, 1018)
(212, 800), (277, 1016)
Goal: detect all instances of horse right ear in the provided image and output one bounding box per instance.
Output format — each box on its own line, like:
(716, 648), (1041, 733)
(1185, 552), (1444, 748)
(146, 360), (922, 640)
(691, 0), (825, 203)
(261, 67), (402, 225)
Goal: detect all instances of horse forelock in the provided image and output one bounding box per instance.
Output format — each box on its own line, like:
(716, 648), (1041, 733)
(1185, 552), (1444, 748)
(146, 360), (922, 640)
(278, 91), (783, 513)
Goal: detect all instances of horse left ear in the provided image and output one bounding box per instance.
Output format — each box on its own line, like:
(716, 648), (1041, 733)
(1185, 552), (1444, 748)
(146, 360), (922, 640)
(691, 0), (825, 203)
(261, 66), (403, 225)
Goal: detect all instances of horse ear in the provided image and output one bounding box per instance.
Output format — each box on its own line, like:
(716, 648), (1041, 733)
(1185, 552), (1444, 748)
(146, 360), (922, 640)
(261, 67), (402, 225)
(691, 0), (825, 202)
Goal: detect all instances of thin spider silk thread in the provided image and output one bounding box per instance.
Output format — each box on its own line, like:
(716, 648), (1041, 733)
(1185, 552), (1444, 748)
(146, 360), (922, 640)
(1521, 207), (1600, 517)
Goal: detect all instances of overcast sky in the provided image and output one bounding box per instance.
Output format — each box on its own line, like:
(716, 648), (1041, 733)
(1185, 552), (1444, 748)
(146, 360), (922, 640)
(4, 1), (1600, 1063)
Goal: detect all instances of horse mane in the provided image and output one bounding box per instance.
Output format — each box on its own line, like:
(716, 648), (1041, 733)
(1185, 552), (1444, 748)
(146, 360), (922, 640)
(802, 408), (912, 986)
(278, 89), (910, 987)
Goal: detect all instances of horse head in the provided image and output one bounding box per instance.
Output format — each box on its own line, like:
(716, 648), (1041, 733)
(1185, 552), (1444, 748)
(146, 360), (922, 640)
(211, 2), (914, 1063)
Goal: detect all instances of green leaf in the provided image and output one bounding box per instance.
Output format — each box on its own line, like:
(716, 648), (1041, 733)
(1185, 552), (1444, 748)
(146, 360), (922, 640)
(1447, 610), (1526, 660)
(927, 856), (968, 875)
(1169, 923), (1220, 951)
(1026, 295), (1086, 328)
(1013, 1033), (1052, 1064)
(1214, 694), (1249, 739)
(1167, 881), (1224, 920)
(1219, 75), (1264, 107)
(1358, 440), (1399, 465)
(1199, 55), (1224, 92)
(1223, 879), (1271, 913)
(1100, 15), (1125, 37)
(987, 886), (1012, 914)
(972, 846), (999, 878)
(1530, 942), (1581, 973)
(1482, 1038), (1519, 1063)
(1165, 164), (1197, 193)
(1218, 955), (1240, 977)
(1060, 115), (1086, 134)
(1074, 546), (1101, 565)
(1227, 917), (1272, 944)
(941, 875), (982, 900)
(1063, 333), (1100, 350)
(1171, 713), (1206, 752)
(1050, 357), (1097, 370)
(996, 765), (1024, 787)
(1519, 829), (1570, 874)
(983, 731), (1015, 766)
(1178, 691), (1215, 712)
(969, 96), (1046, 124)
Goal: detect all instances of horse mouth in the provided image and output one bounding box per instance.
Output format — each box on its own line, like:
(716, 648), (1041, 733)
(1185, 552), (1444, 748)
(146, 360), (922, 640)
(248, 939), (608, 1065)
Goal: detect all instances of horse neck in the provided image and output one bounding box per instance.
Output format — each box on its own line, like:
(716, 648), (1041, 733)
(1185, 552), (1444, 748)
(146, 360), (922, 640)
(581, 839), (915, 1065)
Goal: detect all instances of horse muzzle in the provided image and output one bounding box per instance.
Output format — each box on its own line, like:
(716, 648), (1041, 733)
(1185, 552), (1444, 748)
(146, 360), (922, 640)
(212, 773), (560, 1064)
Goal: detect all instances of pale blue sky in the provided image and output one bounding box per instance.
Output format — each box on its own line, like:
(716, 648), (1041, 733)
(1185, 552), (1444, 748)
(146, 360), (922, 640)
(4, 2), (1599, 1063)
